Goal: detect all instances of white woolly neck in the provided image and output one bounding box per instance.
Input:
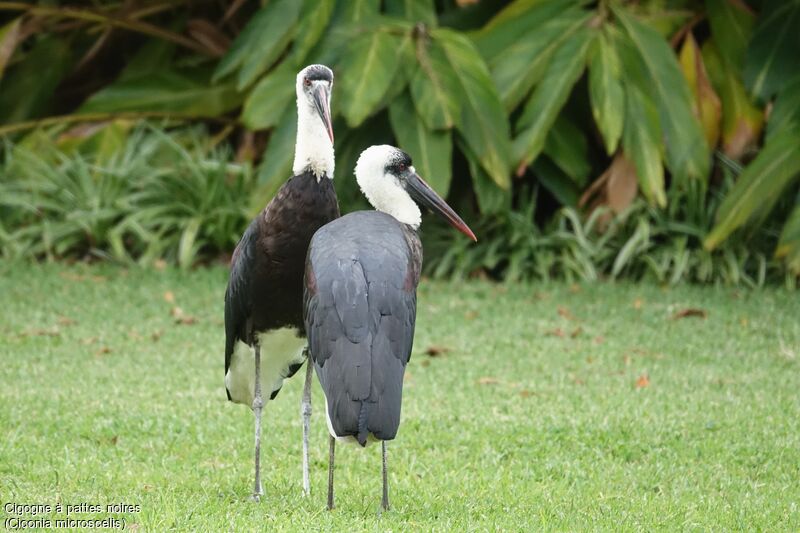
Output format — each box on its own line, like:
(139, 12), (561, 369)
(292, 89), (334, 180)
(355, 145), (421, 228)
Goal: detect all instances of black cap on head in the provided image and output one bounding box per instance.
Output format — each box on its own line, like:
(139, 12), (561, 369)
(304, 64), (333, 82)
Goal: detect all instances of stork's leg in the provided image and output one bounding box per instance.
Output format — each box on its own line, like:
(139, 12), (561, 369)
(381, 440), (390, 511)
(327, 435), (335, 510)
(301, 349), (313, 496)
(251, 343), (264, 501)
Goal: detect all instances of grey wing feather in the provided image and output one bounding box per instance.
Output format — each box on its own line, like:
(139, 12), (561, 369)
(304, 212), (417, 445)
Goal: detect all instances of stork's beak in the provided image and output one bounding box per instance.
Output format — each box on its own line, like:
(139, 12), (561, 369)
(406, 171), (477, 241)
(312, 84), (334, 143)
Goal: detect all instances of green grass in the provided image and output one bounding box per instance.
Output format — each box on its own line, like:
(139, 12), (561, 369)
(1, 263), (798, 531)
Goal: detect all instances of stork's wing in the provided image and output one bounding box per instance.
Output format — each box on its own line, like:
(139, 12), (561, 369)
(224, 218), (259, 376)
(303, 213), (417, 444)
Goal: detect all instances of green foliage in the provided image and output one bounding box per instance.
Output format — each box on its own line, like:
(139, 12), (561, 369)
(0, 125), (253, 267)
(0, 0), (799, 279)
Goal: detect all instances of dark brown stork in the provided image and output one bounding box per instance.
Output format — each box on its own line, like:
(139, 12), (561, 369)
(303, 145), (476, 510)
(225, 64), (339, 501)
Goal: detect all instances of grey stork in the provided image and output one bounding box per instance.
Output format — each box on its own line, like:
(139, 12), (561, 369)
(303, 145), (476, 510)
(224, 64), (339, 501)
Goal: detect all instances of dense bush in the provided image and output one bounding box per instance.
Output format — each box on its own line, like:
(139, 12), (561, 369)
(0, 0), (798, 281)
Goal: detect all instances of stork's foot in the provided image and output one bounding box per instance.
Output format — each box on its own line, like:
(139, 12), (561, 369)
(249, 490), (263, 503)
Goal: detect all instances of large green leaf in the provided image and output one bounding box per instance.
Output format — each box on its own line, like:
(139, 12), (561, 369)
(622, 83), (665, 208)
(0, 36), (71, 124)
(241, 65), (297, 130)
(702, 41), (764, 158)
(532, 157), (581, 207)
(589, 29), (625, 155)
(767, 75), (800, 139)
(385, 0), (437, 26)
(288, 0), (336, 65)
(705, 129), (800, 249)
(389, 92), (452, 196)
(435, 29), (512, 189)
(457, 139), (510, 214)
(705, 0), (755, 69)
(489, 9), (590, 111)
(0, 18), (22, 81)
(542, 115), (590, 187)
(213, 0), (301, 89)
(472, 0), (581, 62)
(615, 5), (710, 187)
(409, 37), (461, 130)
(252, 107), (297, 215)
(513, 28), (592, 169)
(743, 0), (800, 102)
(336, 29), (403, 127)
(776, 200), (800, 274)
(80, 70), (241, 116)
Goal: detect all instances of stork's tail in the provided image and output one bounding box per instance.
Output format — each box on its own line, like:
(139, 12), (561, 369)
(357, 401), (369, 447)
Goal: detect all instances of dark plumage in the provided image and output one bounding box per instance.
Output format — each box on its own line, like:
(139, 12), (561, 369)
(225, 171), (338, 400)
(304, 211), (420, 445)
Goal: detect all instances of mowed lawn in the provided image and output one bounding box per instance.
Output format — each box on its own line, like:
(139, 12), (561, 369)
(0, 263), (798, 531)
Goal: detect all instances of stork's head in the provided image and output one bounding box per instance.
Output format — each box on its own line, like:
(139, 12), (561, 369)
(296, 64), (334, 143)
(294, 64), (334, 179)
(355, 145), (476, 241)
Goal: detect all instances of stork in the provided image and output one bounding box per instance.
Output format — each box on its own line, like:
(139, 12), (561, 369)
(224, 64), (339, 501)
(303, 145), (476, 510)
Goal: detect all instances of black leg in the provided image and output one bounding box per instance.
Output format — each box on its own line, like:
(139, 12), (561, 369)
(327, 435), (335, 510)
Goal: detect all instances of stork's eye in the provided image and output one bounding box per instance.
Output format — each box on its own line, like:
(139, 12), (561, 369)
(303, 78), (311, 87)
(397, 163), (407, 172)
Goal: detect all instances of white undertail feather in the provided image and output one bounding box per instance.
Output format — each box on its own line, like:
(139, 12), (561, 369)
(355, 145), (421, 228)
(292, 69), (334, 180)
(225, 328), (307, 407)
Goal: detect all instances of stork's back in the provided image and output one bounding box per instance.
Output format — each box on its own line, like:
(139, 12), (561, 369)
(304, 211), (419, 445)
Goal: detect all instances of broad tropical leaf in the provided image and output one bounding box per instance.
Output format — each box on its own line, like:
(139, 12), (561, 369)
(622, 83), (665, 207)
(385, 0), (437, 26)
(743, 0), (800, 102)
(409, 37), (460, 130)
(589, 29), (625, 155)
(242, 65), (297, 130)
(213, 0), (301, 89)
(458, 139), (510, 214)
(0, 36), (71, 123)
(615, 5), (710, 188)
(289, 0), (336, 65)
(705, 129), (800, 249)
(679, 33), (721, 148)
(542, 115), (590, 187)
(766, 75), (800, 139)
(472, 0), (582, 62)
(702, 42), (764, 159)
(513, 28), (592, 169)
(489, 9), (590, 111)
(0, 18), (22, 80)
(532, 157), (580, 207)
(389, 92), (453, 196)
(776, 200), (800, 274)
(705, 0), (755, 69)
(336, 29), (403, 127)
(80, 70), (241, 116)
(252, 107), (297, 215)
(435, 29), (512, 189)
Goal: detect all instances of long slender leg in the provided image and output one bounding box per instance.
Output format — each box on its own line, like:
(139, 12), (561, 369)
(381, 440), (390, 511)
(327, 435), (335, 510)
(251, 343), (264, 501)
(301, 350), (313, 496)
